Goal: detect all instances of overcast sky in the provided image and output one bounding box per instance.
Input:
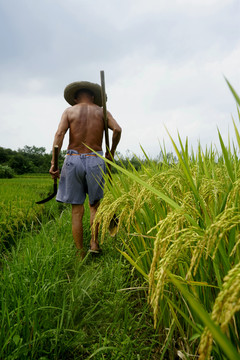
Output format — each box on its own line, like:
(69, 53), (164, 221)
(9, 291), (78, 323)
(0, 0), (240, 158)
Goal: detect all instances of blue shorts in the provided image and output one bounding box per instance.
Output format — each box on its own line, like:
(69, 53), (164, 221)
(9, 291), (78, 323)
(56, 150), (106, 205)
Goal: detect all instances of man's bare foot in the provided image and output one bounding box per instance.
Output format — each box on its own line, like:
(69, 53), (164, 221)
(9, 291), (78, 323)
(88, 249), (102, 255)
(76, 249), (86, 260)
(89, 241), (102, 254)
(90, 241), (100, 251)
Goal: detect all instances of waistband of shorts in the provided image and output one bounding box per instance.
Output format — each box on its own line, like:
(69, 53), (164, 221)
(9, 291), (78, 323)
(66, 150), (103, 157)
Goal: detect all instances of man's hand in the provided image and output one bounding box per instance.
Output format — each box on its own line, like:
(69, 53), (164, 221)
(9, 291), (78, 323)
(105, 151), (114, 161)
(49, 165), (60, 179)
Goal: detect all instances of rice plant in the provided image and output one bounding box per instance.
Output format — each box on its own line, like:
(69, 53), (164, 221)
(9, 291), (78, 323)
(94, 79), (240, 359)
(0, 176), (61, 249)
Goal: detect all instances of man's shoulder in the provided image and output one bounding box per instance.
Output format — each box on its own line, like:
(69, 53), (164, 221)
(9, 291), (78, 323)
(63, 106), (73, 114)
(64, 105), (80, 116)
(66, 103), (101, 110)
(64, 103), (103, 120)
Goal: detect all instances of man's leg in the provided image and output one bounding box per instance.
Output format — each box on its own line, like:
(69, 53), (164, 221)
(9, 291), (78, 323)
(89, 201), (101, 251)
(72, 204), (85, 258)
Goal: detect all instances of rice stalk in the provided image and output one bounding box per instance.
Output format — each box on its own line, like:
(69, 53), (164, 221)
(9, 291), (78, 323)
(199, 262), (240, 359)
(91, 81), (240, 357)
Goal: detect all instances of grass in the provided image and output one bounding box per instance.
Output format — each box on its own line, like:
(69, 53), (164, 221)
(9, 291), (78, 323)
(0, 202), (160, 360)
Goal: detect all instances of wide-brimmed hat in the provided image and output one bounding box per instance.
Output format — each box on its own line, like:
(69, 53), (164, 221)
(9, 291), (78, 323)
(64, 81), (106, 107)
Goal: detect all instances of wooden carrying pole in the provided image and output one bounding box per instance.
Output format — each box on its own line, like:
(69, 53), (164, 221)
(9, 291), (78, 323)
(100, 71), (119, 235)
(100, 71), (109, 152)
(100, 70), (111, 176)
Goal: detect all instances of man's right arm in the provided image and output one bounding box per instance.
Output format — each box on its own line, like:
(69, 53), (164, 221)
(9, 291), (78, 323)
(49, 109), (69, 178)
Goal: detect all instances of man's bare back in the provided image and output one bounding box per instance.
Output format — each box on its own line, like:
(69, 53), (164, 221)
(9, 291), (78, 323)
(66, 103), (105, 153)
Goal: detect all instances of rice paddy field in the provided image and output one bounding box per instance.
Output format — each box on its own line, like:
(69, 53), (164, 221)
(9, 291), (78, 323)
(0, 81), (240, 359)
(0, 176), (60, 250)
(0, 176), (160, 359)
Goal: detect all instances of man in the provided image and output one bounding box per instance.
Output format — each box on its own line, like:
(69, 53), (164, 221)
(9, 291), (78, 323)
(49, 81), (122, 258)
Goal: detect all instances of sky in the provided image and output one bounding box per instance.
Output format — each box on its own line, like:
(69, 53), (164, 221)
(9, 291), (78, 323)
(0, 0), (240, 158)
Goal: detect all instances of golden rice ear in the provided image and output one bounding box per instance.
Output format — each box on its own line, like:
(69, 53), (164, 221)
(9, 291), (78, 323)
(108, 214), (119, 237)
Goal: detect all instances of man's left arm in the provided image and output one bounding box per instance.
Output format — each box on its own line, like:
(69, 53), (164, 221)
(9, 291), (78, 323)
(105, 111), (122, 160)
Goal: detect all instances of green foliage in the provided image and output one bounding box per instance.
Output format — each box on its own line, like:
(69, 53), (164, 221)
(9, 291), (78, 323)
(8, 153), (35, 174)
(169, 273), (240, 360)
(0, 147), (15, 163)
(0, 146), (64, 174)
(0, 145), (174, 176)
(0, 165), (15, 178)
(17, 146), (53, 173)
(2, 78), (240, 359)
(94, 79), (240, 358)
(0, 176), (61, 250)
(0, 207), (160, 360)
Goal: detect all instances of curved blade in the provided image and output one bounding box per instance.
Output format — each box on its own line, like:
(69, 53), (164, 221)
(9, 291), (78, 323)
(36, 183), (57, 204)
(36, 145), (58, 204)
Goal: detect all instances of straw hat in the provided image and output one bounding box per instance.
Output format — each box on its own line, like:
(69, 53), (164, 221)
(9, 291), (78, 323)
(64, 81), (106, 107)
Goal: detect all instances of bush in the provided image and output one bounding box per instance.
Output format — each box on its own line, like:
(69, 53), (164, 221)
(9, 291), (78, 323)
(0, 165), (15, 178)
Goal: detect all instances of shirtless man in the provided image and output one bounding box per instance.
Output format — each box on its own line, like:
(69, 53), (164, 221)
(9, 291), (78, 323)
(49, 81), (122, 258)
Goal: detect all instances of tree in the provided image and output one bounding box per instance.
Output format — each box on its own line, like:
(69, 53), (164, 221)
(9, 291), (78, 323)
(0, 165), (15, 178)
(0, 147), (16, 164)
(20, 145), (46, 156)
(8, 154), (34, 174)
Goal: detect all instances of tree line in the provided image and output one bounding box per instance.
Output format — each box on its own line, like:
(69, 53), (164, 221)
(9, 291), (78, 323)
(0, 146), (144, 178)
(0, 146), (66, 177)
(0, 145), (175, 178)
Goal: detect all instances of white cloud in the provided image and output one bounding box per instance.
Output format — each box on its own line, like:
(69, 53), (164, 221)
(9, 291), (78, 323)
(0, 0), (240, 158)
(0, 92), (67, 151)
(107, 40), (240, 156)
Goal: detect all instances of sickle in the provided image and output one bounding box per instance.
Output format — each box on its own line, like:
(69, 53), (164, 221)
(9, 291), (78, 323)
(100, 70), (112, 177)
(36, 145), (58, 204)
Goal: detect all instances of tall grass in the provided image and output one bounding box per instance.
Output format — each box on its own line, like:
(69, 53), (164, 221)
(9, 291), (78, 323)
(94, 80), (240, 359)
(1, 199), (160, 359)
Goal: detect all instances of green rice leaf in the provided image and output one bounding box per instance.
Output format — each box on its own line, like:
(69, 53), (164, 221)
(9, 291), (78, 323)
(225, 77), (240, 107)
(168, 273), (240, 360)
(118, 249), (149, 281)
(232, 116), (240, 151)
(167, 300), (186, 340)
(165, 296), (201, 334)
(218, 128), (235, 183)
(165, 128), (211, 227)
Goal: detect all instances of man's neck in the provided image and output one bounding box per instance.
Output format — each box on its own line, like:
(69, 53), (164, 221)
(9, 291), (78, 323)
(76, 95), (94, 105)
